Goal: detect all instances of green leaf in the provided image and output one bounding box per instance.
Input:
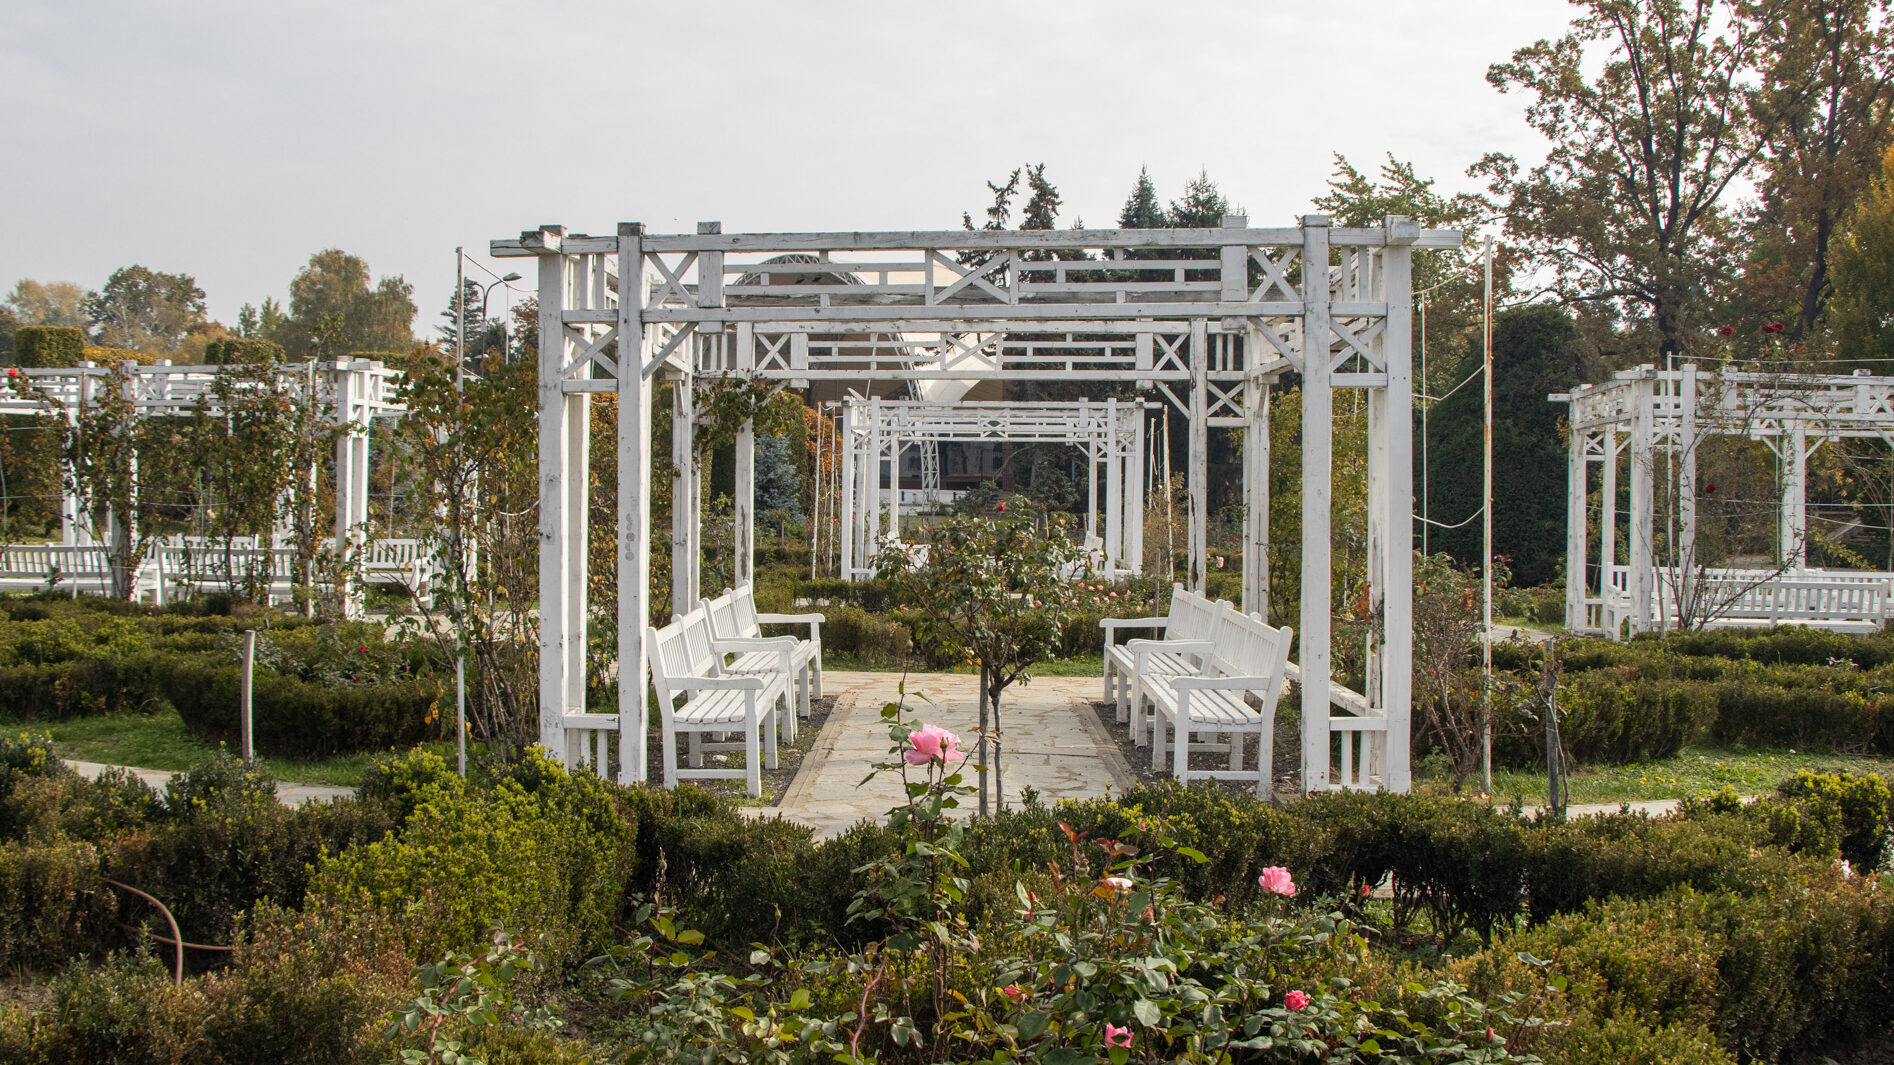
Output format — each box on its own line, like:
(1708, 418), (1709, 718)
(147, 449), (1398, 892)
(1132, 999), (1161, 1026)
(1016, 1010), (1052, 1040)
(790, 989), (812, 1010)
(675, 929), (705, 946)
(1042, 1049), (1089, 1065)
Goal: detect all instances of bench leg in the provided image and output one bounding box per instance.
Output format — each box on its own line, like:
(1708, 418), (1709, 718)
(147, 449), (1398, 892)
(1229, 731), (1243, 771)
(663, 727), (679, 788)
(764, 697), (779, 772)
(688, 732), (703, 769)
(1131, 679), (1148, 747)
(1150, 711), (1166, 773)
(779, 688), (796, 745)
(812, 646), (824, 699)
(1115, 669), (1130, 725)
(1102, 658), (1114, 703)
(745, 711), (763, 798)
(799, 666), (811, 719)
(1175, 699), (1191, 784)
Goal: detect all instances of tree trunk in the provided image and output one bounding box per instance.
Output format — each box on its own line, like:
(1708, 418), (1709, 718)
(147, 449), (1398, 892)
(993, 678), (1005, 814)
(977, 667), (990, 817)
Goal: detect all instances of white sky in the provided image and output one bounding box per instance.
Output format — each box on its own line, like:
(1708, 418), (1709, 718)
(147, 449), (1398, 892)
(0, 0), (1577, 337)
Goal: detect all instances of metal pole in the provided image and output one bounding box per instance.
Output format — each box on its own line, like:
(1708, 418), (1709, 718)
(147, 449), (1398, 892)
(1481, 239), (1495, 793)
(240, 628), (256, 764)
(453, 247), (468, 776)
(1420, 294), (1429, 556)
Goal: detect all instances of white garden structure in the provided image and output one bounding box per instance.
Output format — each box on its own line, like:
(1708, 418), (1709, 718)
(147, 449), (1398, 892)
(0, 358), (421, 614)
(1557, 363), (1894, 637)
(835, 396), (1149, 580)
(497, 214), (1458, 793)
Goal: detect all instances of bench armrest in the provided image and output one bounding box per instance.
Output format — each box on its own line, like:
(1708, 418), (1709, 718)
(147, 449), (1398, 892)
(1126, 638), (1212, 654)
(756, 612), (824, 626)
(1101, 616), (1169, 630)
(1170, 674), (1281, 691)
(713, 636), (799, 651)
(671, 675), (765, 691)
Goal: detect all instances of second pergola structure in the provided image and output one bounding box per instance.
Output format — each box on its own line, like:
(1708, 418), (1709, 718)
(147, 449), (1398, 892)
(0, 357), (404, 614)
(1557, 363), (1894, 636)
(835, 396), (1150, 580)
(496, 214), (1457, 792)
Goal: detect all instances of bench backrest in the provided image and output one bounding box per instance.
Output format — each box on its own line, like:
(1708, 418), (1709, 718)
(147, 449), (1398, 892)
(731, 583), (763, 638)
(1206, 605), (1294, 710)
(648, 609), (723, 706)
(1166, 587), (1219, 643)
(702, 588), (746, 643)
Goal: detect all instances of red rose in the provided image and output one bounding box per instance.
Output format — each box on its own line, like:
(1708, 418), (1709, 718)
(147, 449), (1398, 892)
(1763, 322), (1784, 334)
(1719, 326), (1736, 336)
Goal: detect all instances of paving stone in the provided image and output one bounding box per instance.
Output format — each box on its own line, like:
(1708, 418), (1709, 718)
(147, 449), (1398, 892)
(766, 670), (1134, 839)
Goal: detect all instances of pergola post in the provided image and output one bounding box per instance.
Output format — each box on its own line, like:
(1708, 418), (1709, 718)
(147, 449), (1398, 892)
(1187, 318), (1209, 593)
(1782, 423), (1809, 567)
(1104, 397), (1122, 575)
(886, 437), (901, 546)
(1299, 216), (1333, 792)
(536, 231), (574, 750)
(1627, 372), (1654, 634)
(333, 360), (372, 619)
(671, 368), (696, 616)
(1127, 406), (1145, 575)
(1601, 426), (1620, 634)
(1242, 367), (1270, 618)
(864, 395), (881, 565)
(616, 223), (652, 783)
(1565, 421), (1589, 630)
(844, 399), (859, 579)
(735, 418), (755, 590)
(1379, 227), (1415, 792)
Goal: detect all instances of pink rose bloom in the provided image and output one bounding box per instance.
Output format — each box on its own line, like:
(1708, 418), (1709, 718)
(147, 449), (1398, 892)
(904, 723), (961, 766)
(1285, 990), (1310, 1012)
(1105, 1023), (1133, 1048)
(1002, 984), (1025, 1003)
(1101, 875), (1134, 892)
(1259, 866), (1297, 897)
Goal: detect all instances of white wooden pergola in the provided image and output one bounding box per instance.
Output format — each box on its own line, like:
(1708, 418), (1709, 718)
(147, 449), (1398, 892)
(836, 396), (1149, 580)
(1557, 364), (1894, 635)
(0, 358), (405, 614)
(496, 215), (1457, 792)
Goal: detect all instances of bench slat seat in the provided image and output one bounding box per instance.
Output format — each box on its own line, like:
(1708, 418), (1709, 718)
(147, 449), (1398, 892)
(1101, 586), (1219, 737)
(646, 607), (789, 796)
(1138, 604), (1293, 797)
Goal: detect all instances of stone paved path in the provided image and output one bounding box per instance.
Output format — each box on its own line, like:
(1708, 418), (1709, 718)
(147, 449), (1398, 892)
(766, 671), (1135, 839)
(70, 760), (355, 806)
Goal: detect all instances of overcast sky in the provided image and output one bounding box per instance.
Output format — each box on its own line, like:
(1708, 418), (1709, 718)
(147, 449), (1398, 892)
(1, 0), (1577, 337)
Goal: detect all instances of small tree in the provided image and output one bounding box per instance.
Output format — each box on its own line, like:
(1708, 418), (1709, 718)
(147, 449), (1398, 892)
(874, 515), (1079, 816)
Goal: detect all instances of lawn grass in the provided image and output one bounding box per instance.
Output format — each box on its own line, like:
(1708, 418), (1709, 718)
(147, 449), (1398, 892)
(1417, 742), (1894, 806)
(15, 710), (453, 789)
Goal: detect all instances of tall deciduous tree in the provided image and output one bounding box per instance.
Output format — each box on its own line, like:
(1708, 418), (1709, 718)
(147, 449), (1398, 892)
(1829, 146), (1894, 369)
(1475, 0), (1806, 362)
(83, 267), (207, 354)
(1740, 0), (1894, 341)
(276, 250), (416, 358)
(5, 280), (88, 328)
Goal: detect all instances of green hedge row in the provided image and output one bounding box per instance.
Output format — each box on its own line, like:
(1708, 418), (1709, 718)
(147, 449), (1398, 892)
(1487, 628), (1894, 765)
(0, 597), (446, 758)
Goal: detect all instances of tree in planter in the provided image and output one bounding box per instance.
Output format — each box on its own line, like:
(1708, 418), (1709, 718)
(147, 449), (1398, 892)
(393, 352), (542, 760)
(873, 515), (1080, 816)
(190, 354), (302, 601)
(32, 362), (151, 598)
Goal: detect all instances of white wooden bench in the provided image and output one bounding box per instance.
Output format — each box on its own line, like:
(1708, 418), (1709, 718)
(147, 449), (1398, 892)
(1685, 577), (1885, 634)
(0, 543), (155, 598)
(1139, 605), (1293, 796)
(645, 606), (787, 796)
(702, 588), (814, 737)
(362, 538), (435, 605)
(705, 582), (825, 700)
(157, 541), (298, 604)
(1101, 585), (1221, 736)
